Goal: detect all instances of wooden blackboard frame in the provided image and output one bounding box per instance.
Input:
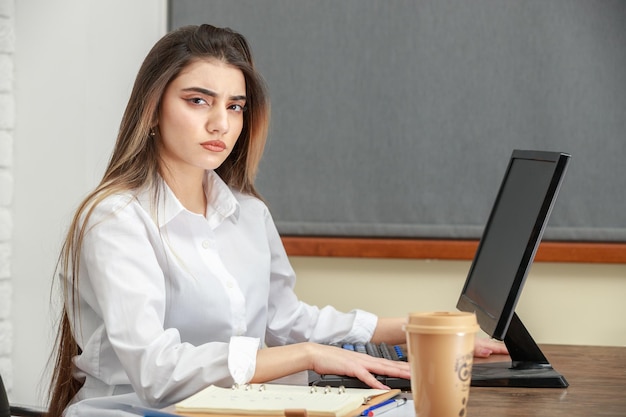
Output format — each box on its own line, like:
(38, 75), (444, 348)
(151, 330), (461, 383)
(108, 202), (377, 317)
(281, 237), (626, 264)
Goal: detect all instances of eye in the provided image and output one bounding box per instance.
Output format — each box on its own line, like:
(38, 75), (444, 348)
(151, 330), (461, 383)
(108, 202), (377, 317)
(229, 103), (247, 113)
(187, 97), (208, 106)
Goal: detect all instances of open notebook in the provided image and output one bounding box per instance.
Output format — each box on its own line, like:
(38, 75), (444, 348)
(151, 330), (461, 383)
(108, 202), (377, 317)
(108, 385), (400, 417)
(167, 384), (400, 417)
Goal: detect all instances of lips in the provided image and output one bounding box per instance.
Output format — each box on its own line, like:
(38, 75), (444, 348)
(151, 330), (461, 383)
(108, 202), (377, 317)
(201, 140), (226, 152)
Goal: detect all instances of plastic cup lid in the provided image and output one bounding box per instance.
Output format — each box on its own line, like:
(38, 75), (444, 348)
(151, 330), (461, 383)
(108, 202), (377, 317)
(403, 311), (480, 334)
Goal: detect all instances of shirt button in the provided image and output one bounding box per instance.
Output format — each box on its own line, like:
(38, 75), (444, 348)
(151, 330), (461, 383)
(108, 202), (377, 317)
(227, 281), (235, 288)
(201, 240), (210, 249)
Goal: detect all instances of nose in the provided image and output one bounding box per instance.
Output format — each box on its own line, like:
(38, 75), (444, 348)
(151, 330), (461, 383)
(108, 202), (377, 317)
(206, 106), (229, 134)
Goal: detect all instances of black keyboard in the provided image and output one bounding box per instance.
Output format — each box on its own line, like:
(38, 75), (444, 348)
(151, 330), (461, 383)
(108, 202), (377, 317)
(308, 342), (411, 390)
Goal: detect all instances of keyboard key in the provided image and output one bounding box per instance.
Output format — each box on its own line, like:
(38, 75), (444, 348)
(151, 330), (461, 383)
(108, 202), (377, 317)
(380, 343), (395, 360)
(365, 342), (381, 357)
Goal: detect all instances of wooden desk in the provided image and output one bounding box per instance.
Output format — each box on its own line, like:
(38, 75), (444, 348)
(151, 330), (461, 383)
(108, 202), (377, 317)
(161, 344), (625, 417)
(467, 344), (626, 416)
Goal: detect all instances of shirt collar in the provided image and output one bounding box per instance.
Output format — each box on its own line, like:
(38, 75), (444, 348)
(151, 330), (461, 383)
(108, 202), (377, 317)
(205, 170), (241, 228)
(137, 171), (240, 229)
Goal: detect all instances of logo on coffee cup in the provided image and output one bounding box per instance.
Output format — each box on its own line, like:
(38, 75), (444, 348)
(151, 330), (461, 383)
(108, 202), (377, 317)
(455, 352), (474, 390)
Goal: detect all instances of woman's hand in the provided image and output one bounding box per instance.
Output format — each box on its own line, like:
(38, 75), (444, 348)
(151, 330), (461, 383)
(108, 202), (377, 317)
(252, 342), (410, 390)
(474, 337), (508, 358)
(373, 316), (508, 359)
(307, 344), (411, 390)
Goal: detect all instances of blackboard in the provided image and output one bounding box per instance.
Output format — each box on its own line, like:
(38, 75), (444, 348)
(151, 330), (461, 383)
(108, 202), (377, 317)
(169, 0), (626, 242)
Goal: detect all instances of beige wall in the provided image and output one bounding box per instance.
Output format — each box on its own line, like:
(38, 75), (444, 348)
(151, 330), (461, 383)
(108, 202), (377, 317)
(292, 257), (626, 347)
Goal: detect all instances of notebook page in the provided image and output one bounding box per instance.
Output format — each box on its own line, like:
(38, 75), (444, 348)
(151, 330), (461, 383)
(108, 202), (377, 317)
(175, 384), (390, 416)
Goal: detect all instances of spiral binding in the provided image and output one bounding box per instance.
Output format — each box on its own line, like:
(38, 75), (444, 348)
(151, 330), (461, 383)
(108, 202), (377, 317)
(231, 383), (348, 395)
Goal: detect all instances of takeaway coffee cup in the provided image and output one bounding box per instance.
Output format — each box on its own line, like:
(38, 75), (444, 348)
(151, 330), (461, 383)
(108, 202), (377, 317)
(404, 311), (479, 417)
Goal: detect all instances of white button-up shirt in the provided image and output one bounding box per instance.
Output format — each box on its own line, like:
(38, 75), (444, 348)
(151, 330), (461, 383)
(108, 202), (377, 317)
(68, 171), (377, 407)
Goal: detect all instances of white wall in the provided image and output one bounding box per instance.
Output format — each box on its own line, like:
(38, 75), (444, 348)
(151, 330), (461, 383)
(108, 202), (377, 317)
(9, 0), (626, 408)
(0, 0), (16, 400)
(12, 0), (166, 405)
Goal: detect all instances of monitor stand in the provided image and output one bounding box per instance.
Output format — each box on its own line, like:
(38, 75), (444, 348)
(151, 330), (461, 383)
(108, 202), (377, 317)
(471, 313), (569, 388)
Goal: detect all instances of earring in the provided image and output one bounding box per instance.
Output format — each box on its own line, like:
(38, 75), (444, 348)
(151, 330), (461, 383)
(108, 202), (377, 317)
(149, 128), (156, 137)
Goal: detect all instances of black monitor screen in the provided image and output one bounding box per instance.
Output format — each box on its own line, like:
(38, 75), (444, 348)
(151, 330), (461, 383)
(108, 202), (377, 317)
(463, 158), (557, 336)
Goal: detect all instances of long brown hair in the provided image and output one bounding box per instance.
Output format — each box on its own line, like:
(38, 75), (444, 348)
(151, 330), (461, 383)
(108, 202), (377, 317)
(46, 24), (270, 417)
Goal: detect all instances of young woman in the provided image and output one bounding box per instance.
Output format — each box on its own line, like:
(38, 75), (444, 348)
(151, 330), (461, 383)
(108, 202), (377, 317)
(47, 24), (505, 417)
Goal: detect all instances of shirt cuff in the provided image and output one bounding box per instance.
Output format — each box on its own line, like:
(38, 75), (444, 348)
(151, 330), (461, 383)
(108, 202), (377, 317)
(228, 336), (261, 385)
(343, 309), (378, 343)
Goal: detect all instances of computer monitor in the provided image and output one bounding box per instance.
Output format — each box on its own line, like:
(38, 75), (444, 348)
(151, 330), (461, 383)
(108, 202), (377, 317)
(457, 149), (570, 388)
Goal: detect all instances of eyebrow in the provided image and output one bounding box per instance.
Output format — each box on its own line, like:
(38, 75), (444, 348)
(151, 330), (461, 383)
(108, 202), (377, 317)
(181, 87), (246, 102)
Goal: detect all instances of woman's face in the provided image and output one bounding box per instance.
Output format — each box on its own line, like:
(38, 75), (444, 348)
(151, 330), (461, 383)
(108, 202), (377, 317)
(157, 59), (247, 177)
